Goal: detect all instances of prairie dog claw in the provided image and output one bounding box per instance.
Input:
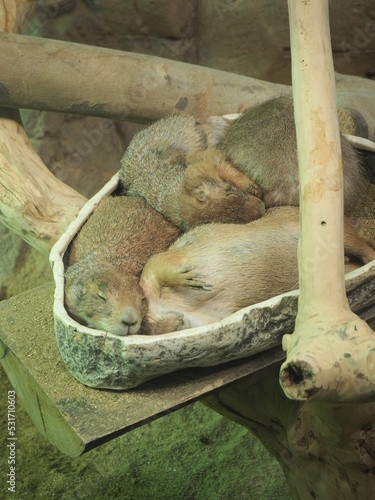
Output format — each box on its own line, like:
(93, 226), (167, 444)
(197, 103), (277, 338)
(174, 266), (211, 289)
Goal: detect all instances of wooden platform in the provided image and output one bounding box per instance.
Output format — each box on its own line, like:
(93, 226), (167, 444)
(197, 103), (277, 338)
(0, 282), (285, 457)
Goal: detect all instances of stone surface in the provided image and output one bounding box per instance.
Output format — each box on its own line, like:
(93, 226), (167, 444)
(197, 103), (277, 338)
(21, 110), (142, 199)
(197, 1), (375, 85)
(90, 0), (197, 40)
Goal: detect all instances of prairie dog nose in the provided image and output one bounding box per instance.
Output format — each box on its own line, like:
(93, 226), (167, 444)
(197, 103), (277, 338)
(115, 307), (141, 336)
(121, 307), (139, 327)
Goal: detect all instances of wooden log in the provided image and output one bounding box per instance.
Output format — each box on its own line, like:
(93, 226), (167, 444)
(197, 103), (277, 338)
(0, 108), (86, 255)
(1, 31), (375, 134)
(0, 31), (289, 123)
(198, 16), (375, 494)
(279, 1), (375, 403)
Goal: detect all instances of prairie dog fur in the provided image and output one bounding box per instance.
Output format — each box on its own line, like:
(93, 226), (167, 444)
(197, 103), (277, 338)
(140, 207), (375, 335)
(119, 114), (265, 229)
(64, 196), (180, 336)
(219, 96), (367, 214)
(179, 148), (265, 228)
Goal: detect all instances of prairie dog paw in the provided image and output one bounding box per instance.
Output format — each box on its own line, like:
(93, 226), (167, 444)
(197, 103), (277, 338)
(242, 178), (263, 198)
(175, 265), (212, 290)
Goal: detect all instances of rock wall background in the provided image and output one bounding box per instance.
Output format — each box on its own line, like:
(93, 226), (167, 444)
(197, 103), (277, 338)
(1, 1), (375, 498)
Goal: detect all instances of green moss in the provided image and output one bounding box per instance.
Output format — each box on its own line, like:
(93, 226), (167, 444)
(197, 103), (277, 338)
(0, 376), (290, 499)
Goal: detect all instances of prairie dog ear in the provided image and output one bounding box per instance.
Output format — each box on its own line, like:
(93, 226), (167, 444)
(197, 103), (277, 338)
(184, 164), (202, 189)
(185, 149), (226, 188)
(84, 277), (100, 295)
(184, 162), (213, 190)
(203, 116), (232, 145)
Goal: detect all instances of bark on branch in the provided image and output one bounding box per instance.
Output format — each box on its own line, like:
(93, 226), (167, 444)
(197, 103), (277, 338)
(1, 31), (375, 136)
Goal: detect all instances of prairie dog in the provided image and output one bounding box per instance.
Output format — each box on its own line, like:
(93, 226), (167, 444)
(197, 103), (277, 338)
(219, 96), (367, 214)
(178, 148), (265, 228)
(64, 196), (180, 336)
(119, 114), (265, 229)
(140, 207), (375, 335)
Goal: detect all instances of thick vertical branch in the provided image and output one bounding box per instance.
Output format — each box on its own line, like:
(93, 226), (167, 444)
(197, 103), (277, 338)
(280, 0), (375, 402)
(291, 0), (347, 315)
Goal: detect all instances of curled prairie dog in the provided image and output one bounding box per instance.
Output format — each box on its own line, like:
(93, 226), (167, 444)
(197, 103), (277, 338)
(219, 96), (367, 214)
(140, 207), (375, 335)
(64, 196), (179, 336)
(119, 114), (265, 229)
(178, 148), (265, 228)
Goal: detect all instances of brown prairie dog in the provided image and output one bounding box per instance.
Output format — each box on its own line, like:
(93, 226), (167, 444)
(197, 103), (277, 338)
(219, 96), (367, 214)
(178, 148), (265, 228)
(64, 196), (180, 336)
(140, 207), (375, 335)
(119, 114), (265, 230)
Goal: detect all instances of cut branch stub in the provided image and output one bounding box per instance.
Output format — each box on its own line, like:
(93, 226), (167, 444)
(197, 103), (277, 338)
(281, 311), (375, 402)
(280, 0), (375, 403)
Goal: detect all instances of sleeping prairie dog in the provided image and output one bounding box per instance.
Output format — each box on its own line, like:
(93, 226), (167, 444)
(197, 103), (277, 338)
(64, 196), (180, 336)
(219, 96), (367, 214)
(140, 207), (375, 335)
(178, 148), (265, 228)
(119, 114), (265, 229)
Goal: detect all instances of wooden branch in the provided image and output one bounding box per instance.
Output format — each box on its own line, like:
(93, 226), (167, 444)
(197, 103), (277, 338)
(0, 31), (289, 122)
(205, 362), (375, 499)
(0, 108), (86, 254)
(280, 0), (375, 402)
(1, 30), (374, 133)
